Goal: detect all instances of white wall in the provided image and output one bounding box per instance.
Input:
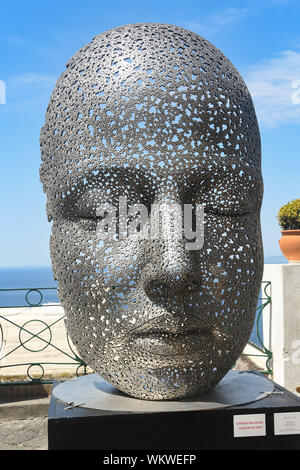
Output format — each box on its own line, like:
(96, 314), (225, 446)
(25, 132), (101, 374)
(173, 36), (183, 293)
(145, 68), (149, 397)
(263, 263), (300, 395)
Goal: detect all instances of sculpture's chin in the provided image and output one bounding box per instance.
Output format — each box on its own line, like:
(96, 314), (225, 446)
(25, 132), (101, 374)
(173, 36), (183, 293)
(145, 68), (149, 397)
(95, 358), (234, 401)
(105, 373), (223, 401)
(67, 320), (243, 401)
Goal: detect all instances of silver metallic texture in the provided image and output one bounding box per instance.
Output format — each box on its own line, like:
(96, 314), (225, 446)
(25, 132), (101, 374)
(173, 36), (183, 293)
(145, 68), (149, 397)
(40, 23), (263, 400)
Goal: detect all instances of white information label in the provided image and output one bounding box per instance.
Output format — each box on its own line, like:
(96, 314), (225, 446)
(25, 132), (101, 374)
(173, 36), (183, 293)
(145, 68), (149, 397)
(233, 414), (266, 438)
(274, 412), (300, 435)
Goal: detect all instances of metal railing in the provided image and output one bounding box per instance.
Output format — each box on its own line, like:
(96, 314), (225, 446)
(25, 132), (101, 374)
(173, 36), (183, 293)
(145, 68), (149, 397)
(241, 281), (272, 374)
(0, 283), (272, 386)
(0, 287), (87, 385)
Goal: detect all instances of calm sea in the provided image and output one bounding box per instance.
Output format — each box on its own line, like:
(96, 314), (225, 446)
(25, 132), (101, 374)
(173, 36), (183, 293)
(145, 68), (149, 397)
(0, 266), (58, 307)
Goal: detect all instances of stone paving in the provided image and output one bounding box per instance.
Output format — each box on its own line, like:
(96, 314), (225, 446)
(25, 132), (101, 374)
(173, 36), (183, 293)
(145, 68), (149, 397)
(0, 416), (48, 450)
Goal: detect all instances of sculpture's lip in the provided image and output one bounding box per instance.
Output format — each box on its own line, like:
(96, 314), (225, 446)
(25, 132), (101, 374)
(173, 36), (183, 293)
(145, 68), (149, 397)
(129, 314), (212, 355)
(129, 330), (212, 356)
(130, 314), (210, 335)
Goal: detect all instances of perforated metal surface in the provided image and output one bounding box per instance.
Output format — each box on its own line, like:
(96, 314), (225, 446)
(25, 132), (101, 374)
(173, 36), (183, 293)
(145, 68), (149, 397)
(40, 23), (263, 400)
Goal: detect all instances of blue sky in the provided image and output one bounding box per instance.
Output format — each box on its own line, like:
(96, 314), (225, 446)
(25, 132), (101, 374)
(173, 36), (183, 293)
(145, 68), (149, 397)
(0, 0), (300, 267)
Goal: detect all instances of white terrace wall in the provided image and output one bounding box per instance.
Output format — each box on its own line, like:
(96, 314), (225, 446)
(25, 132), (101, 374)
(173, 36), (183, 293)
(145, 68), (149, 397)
(263, 263), (300, 396)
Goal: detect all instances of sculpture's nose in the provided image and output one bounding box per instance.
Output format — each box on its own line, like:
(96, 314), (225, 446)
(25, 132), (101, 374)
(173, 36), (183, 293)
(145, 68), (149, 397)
(142, 241), (201, 302)
(141, 195), (201, 301)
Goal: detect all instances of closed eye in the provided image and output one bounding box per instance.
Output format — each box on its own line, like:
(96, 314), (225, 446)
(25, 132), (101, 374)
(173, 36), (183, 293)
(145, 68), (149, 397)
(204, 207), (252, 217)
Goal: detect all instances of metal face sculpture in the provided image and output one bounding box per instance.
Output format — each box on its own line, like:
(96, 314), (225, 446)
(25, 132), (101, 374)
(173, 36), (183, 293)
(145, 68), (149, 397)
(40, 23), (263, 400)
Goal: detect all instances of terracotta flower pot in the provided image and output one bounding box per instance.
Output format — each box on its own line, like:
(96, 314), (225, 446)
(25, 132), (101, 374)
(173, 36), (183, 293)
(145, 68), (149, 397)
(279, 230), (300, 262)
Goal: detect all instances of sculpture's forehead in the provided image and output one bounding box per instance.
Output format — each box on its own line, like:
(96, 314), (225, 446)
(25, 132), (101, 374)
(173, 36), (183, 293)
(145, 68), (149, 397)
(40, 23), (260, 194)
(67, 22), (228, 69)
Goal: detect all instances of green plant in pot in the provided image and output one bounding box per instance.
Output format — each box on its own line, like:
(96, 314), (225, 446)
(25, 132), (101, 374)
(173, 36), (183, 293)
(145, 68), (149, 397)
(277, 198), (300, 261)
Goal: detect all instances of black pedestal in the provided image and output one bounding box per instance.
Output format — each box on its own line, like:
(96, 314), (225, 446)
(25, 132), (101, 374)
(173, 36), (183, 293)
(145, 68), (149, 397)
(48, 374), (300, 450)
